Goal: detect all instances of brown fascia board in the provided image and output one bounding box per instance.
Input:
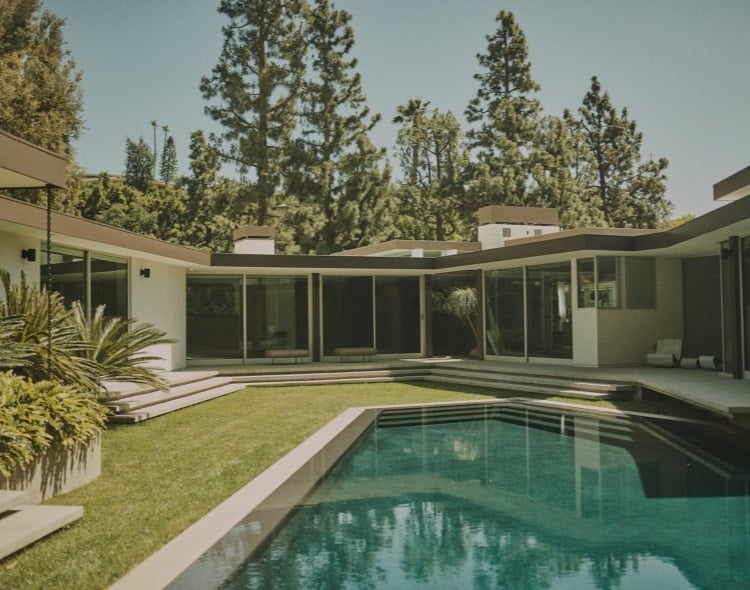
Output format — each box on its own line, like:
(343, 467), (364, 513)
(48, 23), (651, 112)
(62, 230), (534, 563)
(210, 252), (434, 270)
(334, 239), (482, 256)
(432, 231), (644, 269)
(0, 130), (67, 188)
(0, 195), (210, 265)
(636, 193), (750, 251)
(713, 164), (750, 201)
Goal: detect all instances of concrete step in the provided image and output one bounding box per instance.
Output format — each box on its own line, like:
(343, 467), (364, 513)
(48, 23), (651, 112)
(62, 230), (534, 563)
(109, 382), (248, 424)
(0, 491), (29, 512)
(425, 374), (621, 400)
(236, 374), (424, 388)
(234, 368), (429, 384)
(105, 376), (235, 413)
(102, 371), (220, 401)
(0, 504), (83, 560)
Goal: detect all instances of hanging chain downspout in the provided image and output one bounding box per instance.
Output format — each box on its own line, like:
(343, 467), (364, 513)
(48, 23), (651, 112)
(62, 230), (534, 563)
(46, 186), (53, 379)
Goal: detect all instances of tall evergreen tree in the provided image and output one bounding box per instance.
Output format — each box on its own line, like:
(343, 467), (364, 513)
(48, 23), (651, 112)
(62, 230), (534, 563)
(465, 10), (541, 206)
(201, 0), (307, 226)
(124, 137), (154, 192)
(287, 0), (390, 252)
(0, 0), (83, 158)
(394, 104), (471, 240)
(567, 77), (671, 228)
(159, 135), (178, 183)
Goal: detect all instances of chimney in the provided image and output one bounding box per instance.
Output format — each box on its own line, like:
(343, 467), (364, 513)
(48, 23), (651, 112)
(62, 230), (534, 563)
(233, 225), (275, 254)
(477, 205), (560, 249)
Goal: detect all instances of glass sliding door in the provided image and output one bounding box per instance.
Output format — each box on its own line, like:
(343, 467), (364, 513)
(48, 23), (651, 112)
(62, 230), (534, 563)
(90, 253), (128, 319)
(430, 273), (478, 357)
(245, 277), (308, 358)
(744, 239), (750, 374)
(721, 238), (742, 377)
(375, 276), (420, 354)
(41, 246), (86, 309)
(322, 276), (374, 356)
(485, 268), (525, 357)
(526, 262), (572, 359)
(186, 275), (243, 360)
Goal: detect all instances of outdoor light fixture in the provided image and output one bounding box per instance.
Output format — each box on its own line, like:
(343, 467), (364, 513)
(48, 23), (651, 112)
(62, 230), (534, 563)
(21, 248), (36, 261)
(721, 246), (733, 260)
(140, 268), (151, 278)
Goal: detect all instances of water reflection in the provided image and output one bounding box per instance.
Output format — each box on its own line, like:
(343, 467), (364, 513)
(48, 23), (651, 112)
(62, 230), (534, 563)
(220, 405), (750, 590)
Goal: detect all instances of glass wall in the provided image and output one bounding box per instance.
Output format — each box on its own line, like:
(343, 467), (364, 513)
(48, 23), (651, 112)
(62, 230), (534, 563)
(376, 276), (420, 354)
(485, 268), (525, 357)
(526, 262), (572, 359)
(91, 253), (128, 318)
(41, 246), (86, 309)
(577, 258), (595, 308)
(577, 257), (618, 308)
(245, 277), (308, 358)
(430, 273), (478, 357)
(744, 239), (750, 374)
(186, 275), (243, 360)
(323, 276), (374, 356)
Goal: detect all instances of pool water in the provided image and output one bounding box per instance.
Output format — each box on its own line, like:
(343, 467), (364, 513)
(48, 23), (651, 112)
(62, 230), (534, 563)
(215, 404), (750, 589)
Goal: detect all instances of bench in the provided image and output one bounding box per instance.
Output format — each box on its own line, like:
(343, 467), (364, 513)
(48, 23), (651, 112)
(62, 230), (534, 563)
(264, 348), (309, 364)
(333, 347), (378, 362)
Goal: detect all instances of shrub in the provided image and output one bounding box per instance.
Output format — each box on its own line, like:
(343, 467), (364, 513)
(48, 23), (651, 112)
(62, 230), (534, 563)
(0, 372), (107, 478)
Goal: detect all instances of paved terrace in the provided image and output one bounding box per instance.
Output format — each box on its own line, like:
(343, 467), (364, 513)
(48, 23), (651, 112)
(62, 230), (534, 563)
(197, 358), (750, 426)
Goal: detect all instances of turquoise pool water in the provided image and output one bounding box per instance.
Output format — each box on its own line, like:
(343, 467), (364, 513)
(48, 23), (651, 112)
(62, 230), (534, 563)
(185, 404), (750, 589)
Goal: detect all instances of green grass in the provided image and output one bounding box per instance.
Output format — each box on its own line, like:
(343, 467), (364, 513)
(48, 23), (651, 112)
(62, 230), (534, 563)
(0, 381), (709, 589)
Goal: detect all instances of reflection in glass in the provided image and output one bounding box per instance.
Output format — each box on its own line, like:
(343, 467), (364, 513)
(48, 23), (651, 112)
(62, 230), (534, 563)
(245, 277), (308, 358)
(322, 276), (374, 356)
(526, 262), (572, 358)
(218, 405), (750, 590)
(596, 256), (619, 308)
(91, 253), (128, 318)
(577, 257), (595, 308)
(41, 246), (86, 309)
(375, 276), (420, 354)
(485, 268), (524, 356)
(186, 275), (243, 359)
(430, 273), (477, 357)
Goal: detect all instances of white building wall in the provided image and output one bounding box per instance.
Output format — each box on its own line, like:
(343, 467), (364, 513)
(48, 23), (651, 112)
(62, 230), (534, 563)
(130, 259), (187, 370)
(0, 232), (40, 290)
(573, 308), (599, 366)
(597, 258), (683, 366)
(478, 223), (560, 250)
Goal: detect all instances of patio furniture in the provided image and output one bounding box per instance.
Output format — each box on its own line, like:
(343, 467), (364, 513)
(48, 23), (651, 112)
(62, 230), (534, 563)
(264, 348), (309, 364)
(333, 347), (378, 362)
(646, 338), (682, 367)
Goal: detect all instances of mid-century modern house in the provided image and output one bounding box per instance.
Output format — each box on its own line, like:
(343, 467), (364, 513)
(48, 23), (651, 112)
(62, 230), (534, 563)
(2, 130), (750, 379)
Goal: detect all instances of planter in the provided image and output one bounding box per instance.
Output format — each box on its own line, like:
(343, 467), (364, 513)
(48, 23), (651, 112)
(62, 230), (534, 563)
(0, 435), (101, 504)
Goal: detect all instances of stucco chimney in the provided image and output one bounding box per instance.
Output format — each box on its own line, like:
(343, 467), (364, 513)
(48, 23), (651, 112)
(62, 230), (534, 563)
(477, 205), (560, 249)
(233, 225), (275, 254)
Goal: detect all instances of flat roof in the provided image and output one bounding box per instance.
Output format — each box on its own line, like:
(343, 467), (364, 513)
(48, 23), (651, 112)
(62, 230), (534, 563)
(714, 164), (750, 201)
(334, 239), (482, 257)
(0, 130), (67, 189)
(478, 205), (559, 226)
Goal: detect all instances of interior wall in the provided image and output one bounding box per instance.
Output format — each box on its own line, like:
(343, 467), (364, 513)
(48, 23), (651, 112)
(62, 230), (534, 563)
(597, 258), (683, 366)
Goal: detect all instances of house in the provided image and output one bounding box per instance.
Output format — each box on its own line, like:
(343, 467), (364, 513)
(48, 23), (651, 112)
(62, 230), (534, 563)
(2, 130), (750, 380)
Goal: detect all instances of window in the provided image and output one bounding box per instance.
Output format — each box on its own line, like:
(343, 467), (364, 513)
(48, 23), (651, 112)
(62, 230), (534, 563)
(485, 268), (525, 356)
(597, 257), (619, 308)
(41, 246), (86, 309)
(502, 227), (511, 238)
(186, 275), (243, 360)
(91, 253), (128, 318)
(323, 276), (373, 356)
(577, 258), (595, 308)
(527, 262), (572, 359)
(376, 277), (420, 354)
(625, 257), (655, 308)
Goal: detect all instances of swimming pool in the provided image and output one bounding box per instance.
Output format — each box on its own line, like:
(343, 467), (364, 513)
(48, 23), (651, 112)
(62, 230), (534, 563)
(165, 402), (750, 589)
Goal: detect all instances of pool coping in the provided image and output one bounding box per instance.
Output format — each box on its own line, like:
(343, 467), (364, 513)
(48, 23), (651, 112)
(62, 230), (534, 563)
(108, 397), (719, 590)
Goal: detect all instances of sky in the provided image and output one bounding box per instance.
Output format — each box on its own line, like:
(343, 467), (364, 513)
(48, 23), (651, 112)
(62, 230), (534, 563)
(43, 0), (750, 218)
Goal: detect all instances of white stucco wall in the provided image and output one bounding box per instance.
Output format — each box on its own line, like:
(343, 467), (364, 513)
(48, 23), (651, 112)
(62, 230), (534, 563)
(572, 307), (599, 366)
(596, 258), (683, 366)
(130, 259), (187, 370)
(0, 232), (40, 291)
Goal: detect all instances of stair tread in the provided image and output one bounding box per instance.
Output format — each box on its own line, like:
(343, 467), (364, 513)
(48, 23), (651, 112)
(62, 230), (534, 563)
(0, 491), (29, 513)
(0, 504), (83, 560)
(106, 377), (234, 411)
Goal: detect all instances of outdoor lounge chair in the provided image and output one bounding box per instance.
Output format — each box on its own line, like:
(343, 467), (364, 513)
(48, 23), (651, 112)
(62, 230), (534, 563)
(646, 338), (682, 367)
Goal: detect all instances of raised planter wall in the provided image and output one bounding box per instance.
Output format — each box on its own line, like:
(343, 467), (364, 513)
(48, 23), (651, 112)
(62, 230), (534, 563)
(0, 435), (101, 504)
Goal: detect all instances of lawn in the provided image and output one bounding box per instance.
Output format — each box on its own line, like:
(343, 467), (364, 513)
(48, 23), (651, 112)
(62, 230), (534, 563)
(0, 381), (708, 589)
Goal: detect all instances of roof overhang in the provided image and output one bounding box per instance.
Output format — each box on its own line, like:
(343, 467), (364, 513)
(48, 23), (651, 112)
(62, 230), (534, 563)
(0, 130), (67, 189)
(714, 164), (750, 201)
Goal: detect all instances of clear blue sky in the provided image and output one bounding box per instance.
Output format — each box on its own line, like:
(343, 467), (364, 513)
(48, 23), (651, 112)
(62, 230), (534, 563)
(45, 0), (750, 218)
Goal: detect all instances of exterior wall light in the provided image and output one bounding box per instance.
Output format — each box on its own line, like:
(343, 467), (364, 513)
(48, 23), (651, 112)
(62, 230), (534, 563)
(21, 248), (36, 261)
(140, 268), (151, 278)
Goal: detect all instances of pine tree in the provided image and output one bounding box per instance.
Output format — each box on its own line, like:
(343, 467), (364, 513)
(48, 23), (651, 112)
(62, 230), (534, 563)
(393, 104), (471, 240)
(201, 0), (307, 226)
(465, 10), (541, 206)
(567, 77), (672, 228)
(0, 0), (83, 158)
(288, 0), (390, 252)
(124, 138), (155, 192)
(159, 135), (178, 183)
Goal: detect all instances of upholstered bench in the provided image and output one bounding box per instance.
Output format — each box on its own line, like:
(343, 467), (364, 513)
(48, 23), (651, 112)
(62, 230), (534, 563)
(333, 347), (378, 362)
(264, 348), (309, 364)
